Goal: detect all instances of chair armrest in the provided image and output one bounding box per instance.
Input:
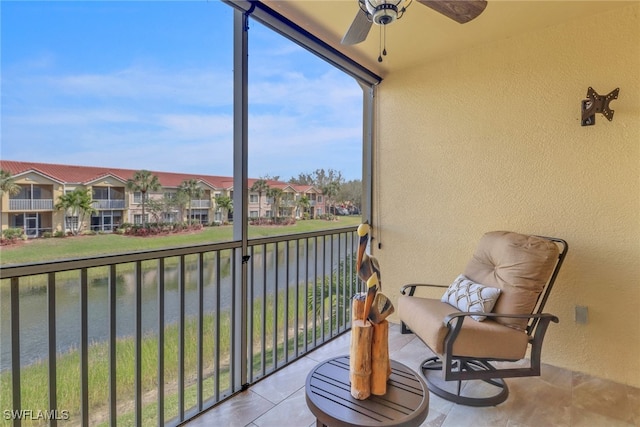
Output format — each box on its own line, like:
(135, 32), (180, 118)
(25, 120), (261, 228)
(443, 311), (559, 327)
(401, 283), (448, 296)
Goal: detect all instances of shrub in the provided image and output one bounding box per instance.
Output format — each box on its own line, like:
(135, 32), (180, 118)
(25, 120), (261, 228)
(248, 217), (296, 226)
(3, 228), (24, 240)
(120, 221), (204, 237)
(275, 217), (296, 226)
(1, 228), (25, 246)
(54, 230), (66, 238)
(318, 213), (336, 221)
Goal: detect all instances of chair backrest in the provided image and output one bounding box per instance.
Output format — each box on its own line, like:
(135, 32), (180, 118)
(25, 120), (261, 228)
(463, 231), (568, 333)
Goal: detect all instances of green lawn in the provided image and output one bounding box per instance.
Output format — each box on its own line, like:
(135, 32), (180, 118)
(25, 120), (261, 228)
(0, 217), (361, 266)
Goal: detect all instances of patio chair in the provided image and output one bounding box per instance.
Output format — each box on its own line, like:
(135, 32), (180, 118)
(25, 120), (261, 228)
(398, 231), (567, 406)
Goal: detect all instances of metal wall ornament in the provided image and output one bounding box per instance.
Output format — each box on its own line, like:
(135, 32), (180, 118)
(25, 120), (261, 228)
(581, 87), (620, 126)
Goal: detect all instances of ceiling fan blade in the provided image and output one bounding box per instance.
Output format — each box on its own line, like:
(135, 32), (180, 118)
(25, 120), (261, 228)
(417, 0), (488, 24)
(341, 9), (373, 45)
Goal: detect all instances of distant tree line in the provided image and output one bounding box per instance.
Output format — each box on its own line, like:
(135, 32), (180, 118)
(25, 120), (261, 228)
(288, 168), (362, 214)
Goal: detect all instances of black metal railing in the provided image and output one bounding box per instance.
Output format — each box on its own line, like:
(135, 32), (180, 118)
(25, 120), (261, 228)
(0, 226), (358, 426)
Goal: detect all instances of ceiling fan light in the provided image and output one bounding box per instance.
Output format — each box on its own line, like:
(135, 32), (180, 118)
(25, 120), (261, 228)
(372, 2), (398, 25)
(360, 0), (411, 26)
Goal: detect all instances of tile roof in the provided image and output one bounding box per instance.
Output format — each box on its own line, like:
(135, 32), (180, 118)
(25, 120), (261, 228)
(0, 160), (292, 190)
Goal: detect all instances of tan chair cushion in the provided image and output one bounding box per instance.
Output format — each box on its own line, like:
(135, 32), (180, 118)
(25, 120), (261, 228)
(398, 295), (529, 360)
(464, 231), (560, 330)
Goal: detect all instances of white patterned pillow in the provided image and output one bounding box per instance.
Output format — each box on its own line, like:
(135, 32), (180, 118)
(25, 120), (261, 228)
(441, 275), (501, 321)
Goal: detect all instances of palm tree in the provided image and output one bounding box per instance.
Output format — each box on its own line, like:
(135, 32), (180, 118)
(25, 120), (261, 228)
(0, 169), (21, 233)
(178, 178), (204, 224)
(167, 190), (189, 223)
(266, 187), (284, 222)
(54, 188), (96, 235)
(297, 195), (310, 218)
(250, 179), (269, 219)
(321, 181), (340, 216)
(126, 170), (161, 227)
(214, 194), (233, 223)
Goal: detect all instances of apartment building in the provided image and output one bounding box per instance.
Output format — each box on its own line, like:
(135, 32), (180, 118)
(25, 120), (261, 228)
(0, 160), (326, 237)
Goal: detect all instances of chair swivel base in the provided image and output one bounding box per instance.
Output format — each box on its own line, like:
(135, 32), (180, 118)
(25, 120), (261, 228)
(420, 356), (509, 407)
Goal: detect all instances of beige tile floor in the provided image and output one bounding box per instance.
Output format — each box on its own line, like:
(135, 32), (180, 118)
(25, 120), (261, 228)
(184, 323), (640, 427)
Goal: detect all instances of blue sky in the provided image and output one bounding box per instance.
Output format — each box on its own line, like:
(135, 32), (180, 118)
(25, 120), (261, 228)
(1, 1), (363, 181)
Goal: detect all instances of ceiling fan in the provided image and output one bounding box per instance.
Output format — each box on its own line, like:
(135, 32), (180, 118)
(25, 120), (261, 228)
(341, 0), (488, 45)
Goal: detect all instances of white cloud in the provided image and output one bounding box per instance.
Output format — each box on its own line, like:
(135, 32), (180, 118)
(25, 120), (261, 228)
(35, 66), (234, 108)
(3, 54), (362, 180)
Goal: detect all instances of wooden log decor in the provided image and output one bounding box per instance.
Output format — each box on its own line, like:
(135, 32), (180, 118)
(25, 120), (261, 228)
(349, 319), (373, 400)
(352, 292), (366, 321)
(370, 319), (390, 395)
(350, 223), (393, 400)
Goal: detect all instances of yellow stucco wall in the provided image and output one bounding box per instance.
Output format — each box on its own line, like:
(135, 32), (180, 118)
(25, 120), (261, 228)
(377, 3), (640, 387)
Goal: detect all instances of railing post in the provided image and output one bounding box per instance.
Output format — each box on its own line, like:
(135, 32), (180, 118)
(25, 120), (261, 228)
(157, 258), (165, 426)
(47, 273), (58, 427)
(135, 261), (143, 427)
(109, 265), (117, 425)
(10, 277), (21, 427)
(197, 253), (204, 411)
(80, 269), (89, 426)
(178, 255), (185, 420)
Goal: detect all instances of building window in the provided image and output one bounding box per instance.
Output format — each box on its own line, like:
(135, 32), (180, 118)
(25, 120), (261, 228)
(163, 212), (178, 223)
(189, 209), (209, 224)
(249, 194), (258, 203)
(65, 216), (78, 231)
(133, 214), (148, 225)
(92, 187), (108, 199)
(249, 211), (258, 218)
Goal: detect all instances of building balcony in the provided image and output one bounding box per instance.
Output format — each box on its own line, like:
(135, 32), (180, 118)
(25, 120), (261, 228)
(8, 199), (54, 211)
(93, 199), (126, 210)
(279, 200), (296, 208)
(190, 200), (211, 209)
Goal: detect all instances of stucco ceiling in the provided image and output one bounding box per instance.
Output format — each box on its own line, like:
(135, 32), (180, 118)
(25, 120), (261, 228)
(263, 0), (632, 78)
